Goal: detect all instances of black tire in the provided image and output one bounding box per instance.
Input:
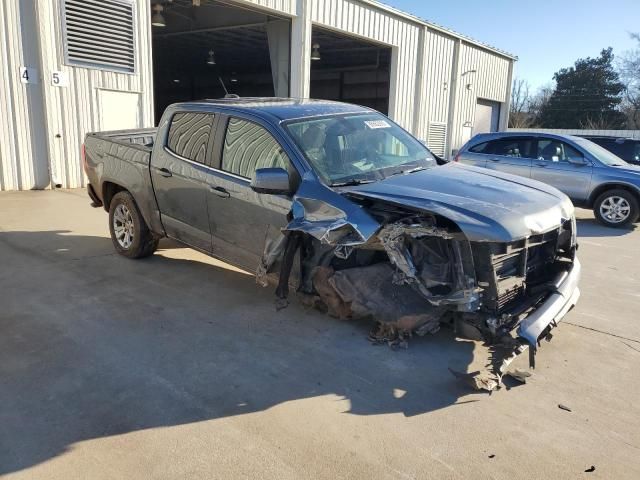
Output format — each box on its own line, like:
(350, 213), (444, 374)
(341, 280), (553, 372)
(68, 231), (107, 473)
(108, 191), (159, 258)
(593, 189), (640, 228)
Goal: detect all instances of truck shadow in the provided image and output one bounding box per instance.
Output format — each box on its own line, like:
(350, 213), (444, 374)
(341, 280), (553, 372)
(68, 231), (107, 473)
(0, 229), (500, 475)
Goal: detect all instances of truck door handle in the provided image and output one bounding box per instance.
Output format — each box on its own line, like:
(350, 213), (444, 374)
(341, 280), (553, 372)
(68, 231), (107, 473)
(535, 163), (547, 168)
(158, 167), (172, 178)
(210, 186), (230, 198)
(489, 158), (500, 162)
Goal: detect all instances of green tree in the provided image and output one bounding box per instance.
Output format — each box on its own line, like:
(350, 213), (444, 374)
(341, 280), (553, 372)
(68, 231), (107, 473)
(538, 48), (626, 128)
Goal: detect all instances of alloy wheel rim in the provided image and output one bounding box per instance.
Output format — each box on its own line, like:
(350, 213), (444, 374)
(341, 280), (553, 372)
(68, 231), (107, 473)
(113, 204), (134, 248)
(600, 196), (631, 224)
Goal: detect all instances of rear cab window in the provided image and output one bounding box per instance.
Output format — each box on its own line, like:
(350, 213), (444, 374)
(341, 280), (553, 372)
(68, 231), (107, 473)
(221, 117), (291, 179)
(166, 112), (215, 165)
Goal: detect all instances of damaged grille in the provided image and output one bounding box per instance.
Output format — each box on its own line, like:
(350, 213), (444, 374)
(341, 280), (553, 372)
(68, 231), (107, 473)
(473, 225), (566, 314)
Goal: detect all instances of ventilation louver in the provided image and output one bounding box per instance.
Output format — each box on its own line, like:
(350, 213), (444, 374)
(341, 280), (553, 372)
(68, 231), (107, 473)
(427, 122), (447, 158)
(63, 0), (136, 73)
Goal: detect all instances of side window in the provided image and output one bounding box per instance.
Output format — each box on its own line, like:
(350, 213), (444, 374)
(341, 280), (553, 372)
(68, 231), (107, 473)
(537, 139), (584, 162)
(490, 138), (534, 158)
(166, 113), (214, 165)
(222, 118), (290, 179)
(469, 142), (490, 154)
(633, 143), (640, 162)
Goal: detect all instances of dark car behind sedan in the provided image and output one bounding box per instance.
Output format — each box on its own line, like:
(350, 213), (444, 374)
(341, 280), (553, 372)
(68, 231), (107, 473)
(580, 136), (640, 166)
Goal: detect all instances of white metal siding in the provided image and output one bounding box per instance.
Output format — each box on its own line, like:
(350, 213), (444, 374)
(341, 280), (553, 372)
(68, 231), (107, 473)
(232, 0), (296, 16)
(450, 43), (511, 154)
(34, 0), (154, 189)
(0, 0), (49, 191)
(420, 30), (455, 135)
(0, 0), (515, 190)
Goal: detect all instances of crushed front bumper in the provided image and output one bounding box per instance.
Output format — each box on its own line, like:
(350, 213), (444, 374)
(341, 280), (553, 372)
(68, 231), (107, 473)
(517, 257), (581, 346)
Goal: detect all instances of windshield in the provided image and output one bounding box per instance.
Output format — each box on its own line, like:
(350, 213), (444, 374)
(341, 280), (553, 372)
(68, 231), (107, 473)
(574, 137), (630, 167)
(284, 113), (437, 185)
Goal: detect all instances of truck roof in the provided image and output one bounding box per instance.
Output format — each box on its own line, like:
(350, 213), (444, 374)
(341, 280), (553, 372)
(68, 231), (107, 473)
(172, 97), (374, 122)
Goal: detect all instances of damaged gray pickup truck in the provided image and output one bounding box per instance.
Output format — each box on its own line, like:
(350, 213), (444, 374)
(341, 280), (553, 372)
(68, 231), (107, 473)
(84, 98), (581, 366)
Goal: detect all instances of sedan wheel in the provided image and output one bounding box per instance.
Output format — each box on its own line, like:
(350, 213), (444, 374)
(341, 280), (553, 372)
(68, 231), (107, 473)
(599, 196), (631, 224)
(594, 189), (639, 228)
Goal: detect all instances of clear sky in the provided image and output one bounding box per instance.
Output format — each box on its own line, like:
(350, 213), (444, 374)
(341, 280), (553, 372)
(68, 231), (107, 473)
(381, 0), (640, 91)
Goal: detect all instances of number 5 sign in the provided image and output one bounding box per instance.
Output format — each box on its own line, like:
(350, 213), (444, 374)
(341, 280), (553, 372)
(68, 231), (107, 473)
(51, 71), (69, 87)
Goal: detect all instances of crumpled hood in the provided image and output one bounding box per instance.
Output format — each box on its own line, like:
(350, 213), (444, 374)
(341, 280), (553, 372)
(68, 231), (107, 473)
(343, 163), (574, 242)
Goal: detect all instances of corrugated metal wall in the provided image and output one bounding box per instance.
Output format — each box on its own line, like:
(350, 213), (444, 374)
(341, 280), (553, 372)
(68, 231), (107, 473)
(450, 43), (511, 152)
(33, 0), (154, 189)
(0, 0), (514, 190)
(0, 0), (49, 190)
(236, 0), (296, 15)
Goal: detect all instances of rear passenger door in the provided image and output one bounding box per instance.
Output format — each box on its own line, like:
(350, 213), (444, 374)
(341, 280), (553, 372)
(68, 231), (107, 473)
(483, 137), (535, 178)
(206, 115), (295, 271)
(150, 111), (219, 252)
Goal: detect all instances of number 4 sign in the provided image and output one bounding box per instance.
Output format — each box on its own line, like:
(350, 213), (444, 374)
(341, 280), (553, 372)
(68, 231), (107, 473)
(19, 67), (38, 84)
(51, 71), (69, 87)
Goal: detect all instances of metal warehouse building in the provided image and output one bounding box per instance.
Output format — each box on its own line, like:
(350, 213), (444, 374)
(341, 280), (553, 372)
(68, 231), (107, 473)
(0, 0), (515, 191)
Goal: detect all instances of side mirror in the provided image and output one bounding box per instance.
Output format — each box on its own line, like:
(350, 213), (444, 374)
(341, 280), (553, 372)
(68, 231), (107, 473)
(567, 156), (588, 166)
(250, 167), (291, 195)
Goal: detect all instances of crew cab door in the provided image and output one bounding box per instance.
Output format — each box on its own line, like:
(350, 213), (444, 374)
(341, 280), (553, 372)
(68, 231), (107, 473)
(150, 111), (219, 252)
(530, 137), (593, 202)
(206, 115), (294, 272)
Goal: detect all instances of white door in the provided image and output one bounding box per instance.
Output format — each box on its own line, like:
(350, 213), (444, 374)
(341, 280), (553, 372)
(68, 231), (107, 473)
(474, 99), (500, 134)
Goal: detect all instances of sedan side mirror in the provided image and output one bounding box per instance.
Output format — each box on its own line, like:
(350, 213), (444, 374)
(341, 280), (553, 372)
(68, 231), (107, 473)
(251, 167), (291, 195)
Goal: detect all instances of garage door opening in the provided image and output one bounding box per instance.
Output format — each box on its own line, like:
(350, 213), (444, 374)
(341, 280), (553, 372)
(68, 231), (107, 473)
(310, 27), (391, 114)
(151, 0), (291, 123)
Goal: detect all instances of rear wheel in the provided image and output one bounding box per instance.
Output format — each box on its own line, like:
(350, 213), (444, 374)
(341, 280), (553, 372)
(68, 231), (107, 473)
(593, 189), (639, 228)
(108, 191), (158, 258)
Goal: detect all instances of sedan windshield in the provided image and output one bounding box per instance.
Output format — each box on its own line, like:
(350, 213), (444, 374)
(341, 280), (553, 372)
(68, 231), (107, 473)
(284, 113), (437, 185)
(574, 137), (630, 167)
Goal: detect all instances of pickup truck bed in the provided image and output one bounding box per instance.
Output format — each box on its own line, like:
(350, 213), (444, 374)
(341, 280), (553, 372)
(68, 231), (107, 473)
(84, 128), (163, 235)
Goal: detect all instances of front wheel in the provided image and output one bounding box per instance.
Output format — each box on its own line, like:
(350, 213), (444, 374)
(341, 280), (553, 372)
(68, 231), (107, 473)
(593, 189), (639, 228)
(108, 191), (159, 258)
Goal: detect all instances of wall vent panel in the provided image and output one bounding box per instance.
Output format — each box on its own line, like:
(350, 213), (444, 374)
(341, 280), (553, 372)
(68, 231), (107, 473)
(63, 0), (136, 73)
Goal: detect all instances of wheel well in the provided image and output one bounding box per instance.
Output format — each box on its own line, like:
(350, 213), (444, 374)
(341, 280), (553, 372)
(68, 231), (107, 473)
(588, 184), (640, 208)
(102, 182), (127, 211)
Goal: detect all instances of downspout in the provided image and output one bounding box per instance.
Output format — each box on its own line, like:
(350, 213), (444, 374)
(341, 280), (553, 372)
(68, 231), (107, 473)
(445, 38), (462, 161)
(412, 25), (428, 140)
(500, 59), (516, 130)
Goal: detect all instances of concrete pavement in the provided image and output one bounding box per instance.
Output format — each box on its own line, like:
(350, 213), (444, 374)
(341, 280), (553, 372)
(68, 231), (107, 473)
(1, 189), (639, 479)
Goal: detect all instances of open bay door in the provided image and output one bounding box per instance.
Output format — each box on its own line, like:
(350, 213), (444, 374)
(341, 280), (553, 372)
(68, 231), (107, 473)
(151, 0), (291, 123)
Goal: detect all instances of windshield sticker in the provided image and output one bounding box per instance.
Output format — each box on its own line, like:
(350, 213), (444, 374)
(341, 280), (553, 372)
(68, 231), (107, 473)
(364, 120), (391, 129)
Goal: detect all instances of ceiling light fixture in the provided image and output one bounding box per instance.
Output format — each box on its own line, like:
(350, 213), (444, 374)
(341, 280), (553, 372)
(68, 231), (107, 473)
(207, 49), (216, 65)
(151, 4), (166, 28)
(311, 43), (321, 61)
